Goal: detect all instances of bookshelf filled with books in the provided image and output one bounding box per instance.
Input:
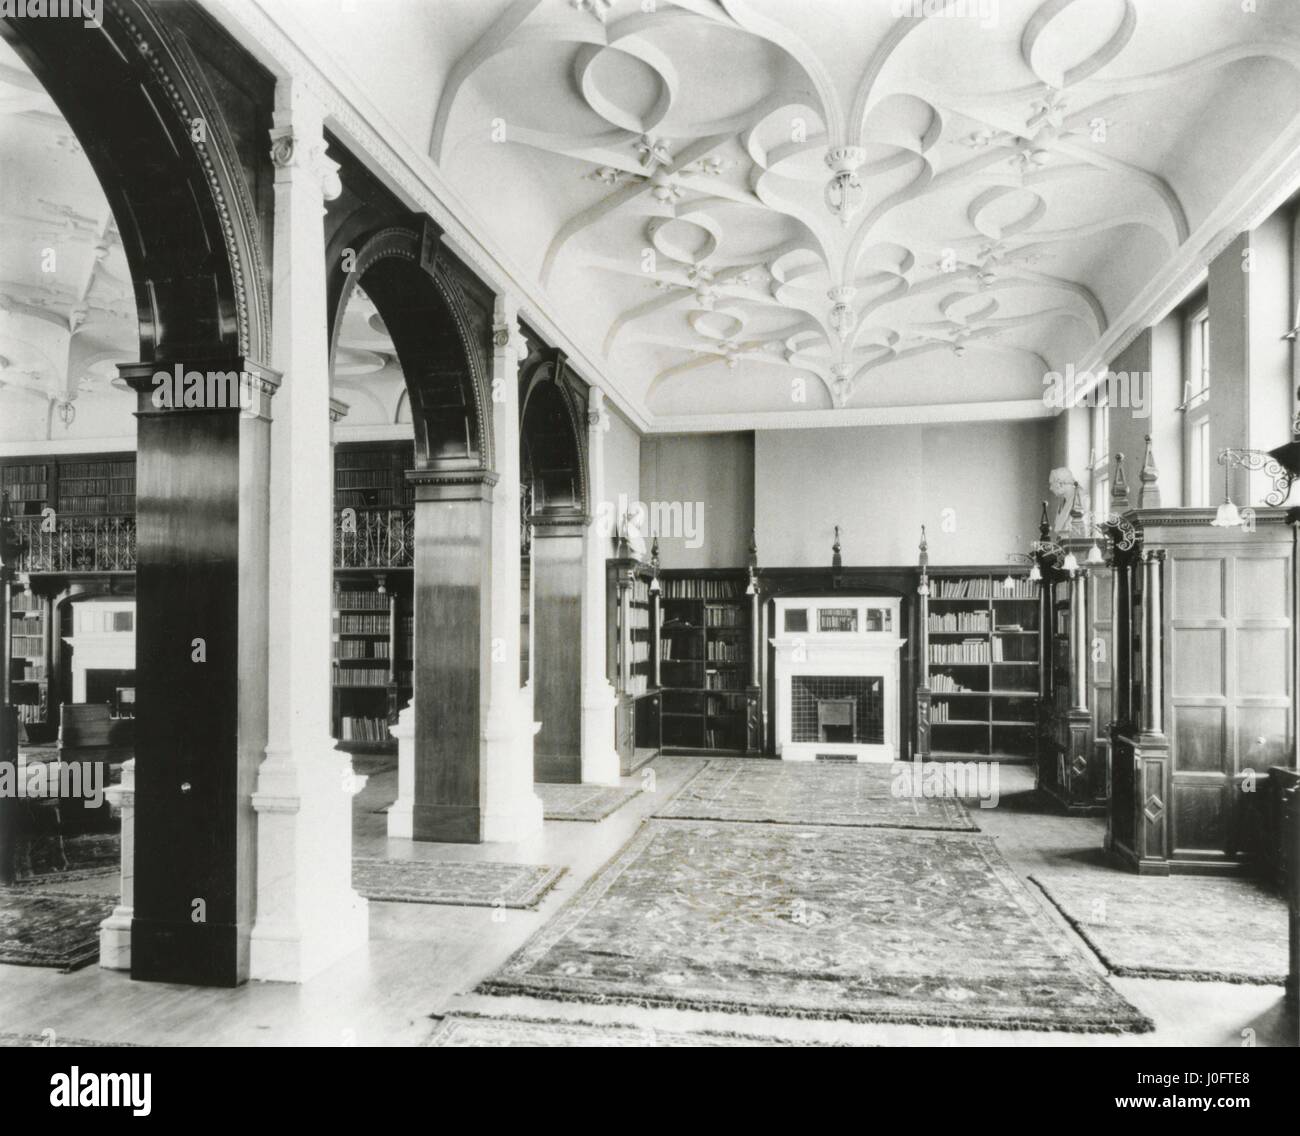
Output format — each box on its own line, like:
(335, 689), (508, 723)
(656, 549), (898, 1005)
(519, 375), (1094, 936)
(331, 572), (412, 752)
(657, 570), (756, 754)
(9, 584), (49, 732)
(926, 571), (1039, 759)
(606, 556), (660, 772)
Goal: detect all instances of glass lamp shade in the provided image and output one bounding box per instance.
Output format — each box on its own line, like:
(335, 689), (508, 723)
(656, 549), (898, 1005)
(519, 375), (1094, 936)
(1002, 574), (1015, 590)
(1086, 541), (1104, 565)
(1210, 499), (1242, 528)
(1061, 552), (1079, 573)
(1028, 563), (1042, 582)
(649, 575), (661, 593)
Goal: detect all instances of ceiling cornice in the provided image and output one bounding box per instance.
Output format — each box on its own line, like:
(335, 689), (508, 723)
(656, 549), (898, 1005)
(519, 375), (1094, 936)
(202, 0), (651, 434)
(645, 397), (1054, 434)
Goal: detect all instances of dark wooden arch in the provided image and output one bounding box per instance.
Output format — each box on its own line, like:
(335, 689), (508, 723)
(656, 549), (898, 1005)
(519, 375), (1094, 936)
(519, 349), (589, 517)
(1, 2), (278, 985)
(0, 0), (272, 363)
(327, 223), (494, 473)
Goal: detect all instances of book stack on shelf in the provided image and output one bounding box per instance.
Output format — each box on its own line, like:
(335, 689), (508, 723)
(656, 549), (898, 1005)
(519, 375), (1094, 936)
(334, 444), (416, 511)
(331, 581), (412, 752)
(927, 571), (1040, 759)
(1, 463), (49, 516)
(658, 572), (752, 753)
(57, 458), (136, 515)
(10, 587), (48, 728)
(626, 575), (652, 697)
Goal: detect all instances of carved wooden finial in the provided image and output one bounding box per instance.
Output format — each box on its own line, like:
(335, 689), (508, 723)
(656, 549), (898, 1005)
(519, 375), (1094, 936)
(1111, 451), (1130, 510)
(832, 524), (842, 570)
(1139, 434), (1161, 508)
(1038, 500), (1051, 540)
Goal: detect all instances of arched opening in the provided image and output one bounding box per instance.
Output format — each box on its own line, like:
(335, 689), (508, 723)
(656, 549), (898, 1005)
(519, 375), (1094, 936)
(326, 221), (500, 842)
(1, 3), (274, 986)
(519, 352), (588, 783)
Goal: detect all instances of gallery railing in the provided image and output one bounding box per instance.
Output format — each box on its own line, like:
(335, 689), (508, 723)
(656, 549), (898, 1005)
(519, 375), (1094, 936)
(334, 508), (414, 568)
(13, 515), (137, 573)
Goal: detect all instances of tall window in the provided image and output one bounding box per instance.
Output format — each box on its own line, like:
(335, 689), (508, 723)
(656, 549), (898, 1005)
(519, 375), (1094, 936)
(1187, 307), (1210, 408)
(1182, 300), (1211, 504)
(1190, 416), (1212, 506)
(1090, 395), (1110, 524)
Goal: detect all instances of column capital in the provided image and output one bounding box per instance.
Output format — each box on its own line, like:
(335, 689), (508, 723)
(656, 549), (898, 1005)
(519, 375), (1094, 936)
(118, 357), (281, 422)
(492, 293), (528, 362)
(329, 397), (350, 423)
(407, 467), (500, 503)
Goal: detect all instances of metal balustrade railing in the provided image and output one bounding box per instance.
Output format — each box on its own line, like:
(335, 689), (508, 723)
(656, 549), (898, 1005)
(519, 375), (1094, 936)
(13, 514), (137, 573)
(334, 508), (414, 568)
(11, 509), (414, 573)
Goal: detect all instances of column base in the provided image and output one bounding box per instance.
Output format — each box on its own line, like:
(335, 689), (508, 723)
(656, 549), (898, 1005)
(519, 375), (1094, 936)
(248, 743), (370, 983)
(248, 892), (369, 984)
(483, 788), (544, 844)
(98, 905), (132, 971)
(580, 682), (622, 786)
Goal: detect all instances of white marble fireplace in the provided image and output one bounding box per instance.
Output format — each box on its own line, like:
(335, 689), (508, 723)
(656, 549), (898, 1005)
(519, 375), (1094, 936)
(770, 597), (904, 763)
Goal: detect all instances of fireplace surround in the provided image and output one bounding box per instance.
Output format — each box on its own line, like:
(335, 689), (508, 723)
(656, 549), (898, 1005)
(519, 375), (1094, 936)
(771, 597), (903, 762)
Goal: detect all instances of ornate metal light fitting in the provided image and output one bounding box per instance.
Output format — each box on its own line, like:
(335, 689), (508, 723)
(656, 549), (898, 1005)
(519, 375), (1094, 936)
(824, 147), (867, 227)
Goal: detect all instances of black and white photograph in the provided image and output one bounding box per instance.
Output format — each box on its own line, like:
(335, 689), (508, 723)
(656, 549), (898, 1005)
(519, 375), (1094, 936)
(0, 0), (1297, 1084)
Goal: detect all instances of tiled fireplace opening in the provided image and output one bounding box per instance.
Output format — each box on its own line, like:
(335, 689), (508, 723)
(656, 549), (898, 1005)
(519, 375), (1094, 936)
(791, 676), (884, 745)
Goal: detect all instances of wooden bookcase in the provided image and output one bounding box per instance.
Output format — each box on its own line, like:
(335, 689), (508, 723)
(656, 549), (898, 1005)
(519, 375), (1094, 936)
(331, 572), (412, 752)
(1, 454), (136, 517)
(607, 556), (660, 773)
(9, 583), (49, 732)
(657, 569), (756, 755)
(926, 570), (1039, 759)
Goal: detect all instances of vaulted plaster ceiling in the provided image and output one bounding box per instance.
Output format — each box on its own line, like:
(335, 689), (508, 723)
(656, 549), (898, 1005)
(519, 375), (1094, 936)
(429, 0), (1300, 425)
(0, 35), (137, 443)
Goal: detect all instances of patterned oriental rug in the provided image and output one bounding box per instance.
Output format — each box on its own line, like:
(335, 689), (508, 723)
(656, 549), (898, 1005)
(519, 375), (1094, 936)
(536, 783), (641, 823)
(477, 820), (1152, 1034)
(653, 760), (977, 832)
(423, 1013), (842, 1047)
(352, 858), (564, 909)
(1032, 873), (1289, 984)
(0, 890), (114, 971)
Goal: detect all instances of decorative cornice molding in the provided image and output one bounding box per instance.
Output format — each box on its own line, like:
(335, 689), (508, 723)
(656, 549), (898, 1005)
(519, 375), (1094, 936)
(645, 398), (1055, 433)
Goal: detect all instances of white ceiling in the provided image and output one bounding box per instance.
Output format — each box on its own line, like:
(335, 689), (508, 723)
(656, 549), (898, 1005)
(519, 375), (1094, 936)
(6, 0), (1300, 442)
(427, 0), (1300, 423)
(0, 35), (136, 443)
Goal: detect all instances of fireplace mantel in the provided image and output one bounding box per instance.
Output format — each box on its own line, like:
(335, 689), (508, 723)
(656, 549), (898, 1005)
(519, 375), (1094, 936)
(770, 597), (904, 763)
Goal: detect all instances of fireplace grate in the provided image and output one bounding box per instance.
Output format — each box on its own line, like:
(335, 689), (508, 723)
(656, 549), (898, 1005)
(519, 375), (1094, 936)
(791, 675), (884, 744)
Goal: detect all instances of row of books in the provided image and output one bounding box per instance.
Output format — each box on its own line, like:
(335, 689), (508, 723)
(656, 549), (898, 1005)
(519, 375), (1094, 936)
(929, 639), (990, 664)
(337, 614), (390, 635)
(705, 670), (743, 691)
(929, 673), (975, 692)
(662, 578), (740, 599)
(705, 606), (745, 628)
(2, 463), (49, 484)
(57, 495), (135, 514)
(628, 641), (651, 664)
(12, 591), (42, 613)
(14, 661), (47, 681)
(334, 667), (397, 687)
(929, 611), (989, 632)
(626, 673), (650, 697)
(630, 578), (651, 606)
(705, 641), (743, 662)
(58, 478), (132, 495)
(704, 727), (742, 749)
(931, 702), (955, 723)
(61, 460), (134, 479)
(335, 639), (390, 660)
(706, 694), (746, 716)
(339, 716), (391, 743)
(3, 483), (47, 501)
(627, 605), (650, 631)
(659, 639), (698, 661)
(934, 578), (993, 599)
(336, 591), (390, 611)
(11, 635), (44, 657)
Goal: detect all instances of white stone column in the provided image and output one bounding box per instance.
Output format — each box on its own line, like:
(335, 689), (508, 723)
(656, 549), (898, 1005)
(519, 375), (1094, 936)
(250, 81), (368, 982)
(580, 387), (621, 784)
(481, 294), (543, 841)
(98, 758), (134, 970)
